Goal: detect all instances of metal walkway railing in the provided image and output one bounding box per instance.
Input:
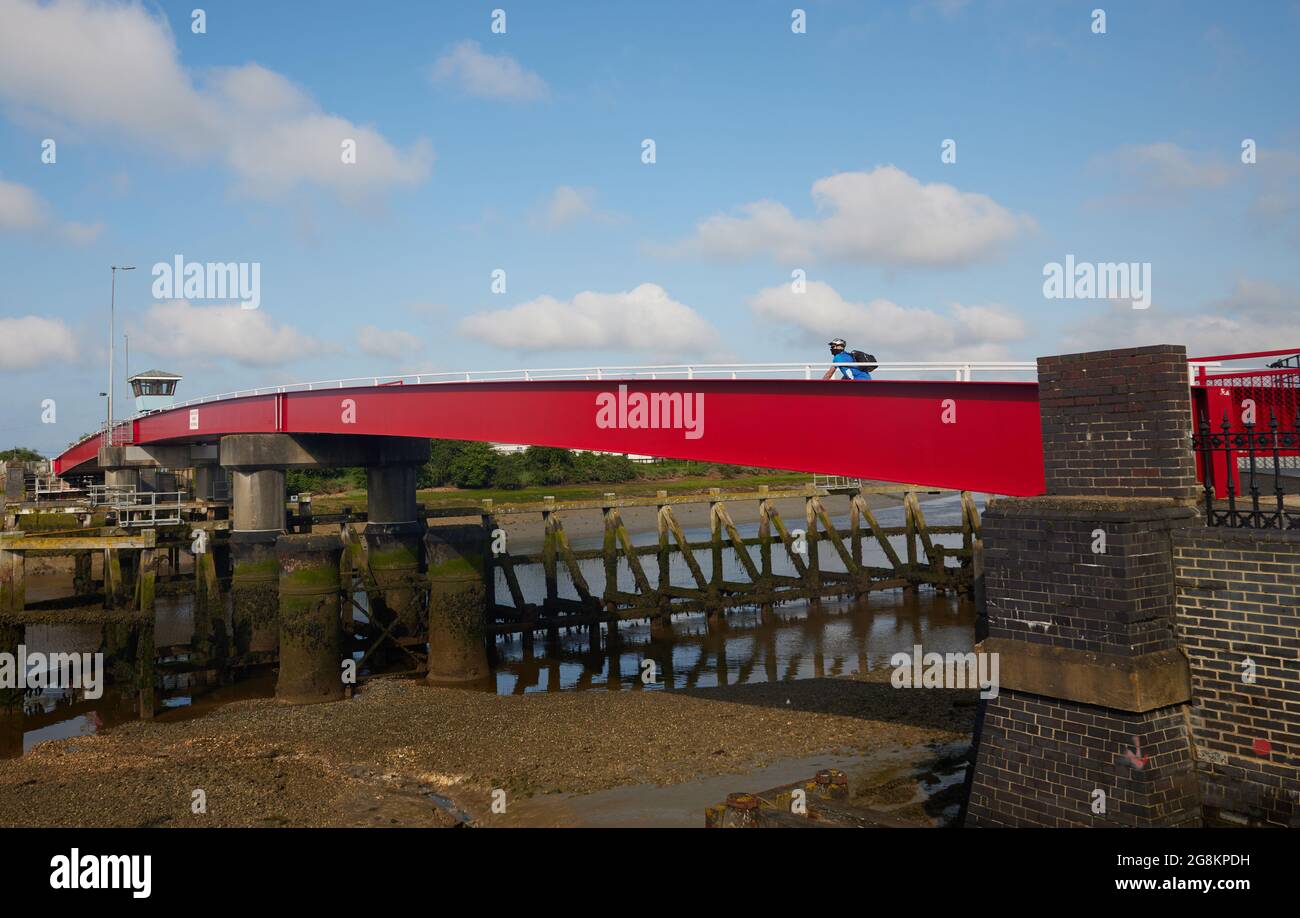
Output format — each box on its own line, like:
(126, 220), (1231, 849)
(160, 360), (1043, 411)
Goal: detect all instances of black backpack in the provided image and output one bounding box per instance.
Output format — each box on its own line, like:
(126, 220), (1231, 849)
(850, 350), (878, 372)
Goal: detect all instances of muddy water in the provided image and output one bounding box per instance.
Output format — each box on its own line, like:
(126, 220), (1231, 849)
(2, 492), (981, 760)
(486, 740), (971, 828)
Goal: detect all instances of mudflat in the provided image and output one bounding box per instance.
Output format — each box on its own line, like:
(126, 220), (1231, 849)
(0, 668), (975, 828)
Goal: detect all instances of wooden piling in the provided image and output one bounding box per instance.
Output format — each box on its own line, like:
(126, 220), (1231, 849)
(73, 550), (93, 597)
(804, 496), (821, 597)
(708, 490), (724, 624)
(655, 493), (672, 636)
(904, 494), (918, 589)
(135, 549), (159, 718)
(542, 508), (559, 644)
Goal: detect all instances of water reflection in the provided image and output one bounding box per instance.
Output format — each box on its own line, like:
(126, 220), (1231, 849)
(2, 492), (981, 755)
(492, 591), (973, 695)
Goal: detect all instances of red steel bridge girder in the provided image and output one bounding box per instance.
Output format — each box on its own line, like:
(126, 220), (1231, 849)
(55, 379), (1048, 497)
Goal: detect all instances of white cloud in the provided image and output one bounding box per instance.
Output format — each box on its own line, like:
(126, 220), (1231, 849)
(1061, 278), (1300, 358)
(357, 325), (423, 360)
(1089, 143), (1232, 209)
(0, 315), (76, 371)
(1104, 143), (1232, 190)
(133, 301), (327, 367)
(663, 165), (1030, 267)
(0, 178), (47, 229)
(0, 0), (432, 201)
(458, 284), (720, 353)
(0, 177), (101, 242)
(431, 40), (548, 102)
(750, 280), (1028, 360)
(531, 185), (619, 230)
(60, 220), (104, 243)
(1247, 149), (1300, 246)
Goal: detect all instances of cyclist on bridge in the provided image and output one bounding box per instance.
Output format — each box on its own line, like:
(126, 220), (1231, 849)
(822, 338), (873, 380)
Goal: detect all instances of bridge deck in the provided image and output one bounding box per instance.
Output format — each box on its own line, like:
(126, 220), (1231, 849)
(56, 377), (1046, 496)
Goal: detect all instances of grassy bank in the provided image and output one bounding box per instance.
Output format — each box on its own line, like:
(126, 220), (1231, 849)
(308, 470), (812, 514)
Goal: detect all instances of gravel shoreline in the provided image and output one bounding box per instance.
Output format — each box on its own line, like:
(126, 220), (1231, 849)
(0, 670), (975, 828)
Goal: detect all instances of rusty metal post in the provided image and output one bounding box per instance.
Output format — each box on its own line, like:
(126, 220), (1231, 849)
(719, 792), (762, 828)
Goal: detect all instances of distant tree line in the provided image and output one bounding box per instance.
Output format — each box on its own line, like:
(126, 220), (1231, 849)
(285, 440), (773, 495)
(0, 447), (44, 462)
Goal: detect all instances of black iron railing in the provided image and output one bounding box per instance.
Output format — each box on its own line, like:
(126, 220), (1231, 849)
(1195, 412), (1300, 529)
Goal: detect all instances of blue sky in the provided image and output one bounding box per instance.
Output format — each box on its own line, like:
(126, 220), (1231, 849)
(1, 0), (1298, 456)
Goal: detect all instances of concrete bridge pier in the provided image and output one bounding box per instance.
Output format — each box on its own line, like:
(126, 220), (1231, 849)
(364, 463), (424, 636)
(104, 467), (140, 491)
(276, 533), (344, 704)
(192, 463), (224, 501)
(229, 467), (286, 658)
(424, 524), (491, 684)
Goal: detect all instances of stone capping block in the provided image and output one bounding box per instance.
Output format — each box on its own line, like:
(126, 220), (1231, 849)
(978, 637), (1192, 712)
(984, 495), (1200, 524)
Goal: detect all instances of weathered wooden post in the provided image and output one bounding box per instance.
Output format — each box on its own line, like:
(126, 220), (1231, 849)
(804, 494), (821, 603)
(758, 490), (775, 625)
(707, 489), (724, 627)
(542, 504), (559, 645)
(103, 548), (124, 608)
(601, 501), (618, 620)
(134, 548), (159, 718)
(425, 524), (490, 684)
(654, 492), (672, 640)
(275, 533), (344, 704)
(904, 492), (918, 592)
(73, 551), (93, 597)
(480, 503), (499, 664)
(191, 542), (227, 670)
(850, 493), (863, 568)
(0, 541), (23, 710)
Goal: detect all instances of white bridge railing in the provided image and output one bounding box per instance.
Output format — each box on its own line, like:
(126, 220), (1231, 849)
(162, 360), (1042, 412)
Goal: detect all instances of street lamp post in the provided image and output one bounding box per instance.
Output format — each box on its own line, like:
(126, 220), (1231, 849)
(108, 265), (135, 437)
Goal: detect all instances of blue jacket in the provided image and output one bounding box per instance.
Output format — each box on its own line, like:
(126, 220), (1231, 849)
(833, 351), (872, 380)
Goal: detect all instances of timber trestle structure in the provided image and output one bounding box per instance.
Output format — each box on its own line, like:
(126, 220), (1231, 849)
(472, 485), (981, 641)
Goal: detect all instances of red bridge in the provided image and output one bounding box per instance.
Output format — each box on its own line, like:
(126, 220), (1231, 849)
(51, 351), (1298, 498)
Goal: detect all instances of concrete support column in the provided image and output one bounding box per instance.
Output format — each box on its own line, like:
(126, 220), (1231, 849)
(230, 467), (285, 657)
(104, 467), (139, 491)
(364, 464), (424, 634)
(276, 533), (344, 704)
(425, 524), (490, 684)
(193, 465), (219, 501)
